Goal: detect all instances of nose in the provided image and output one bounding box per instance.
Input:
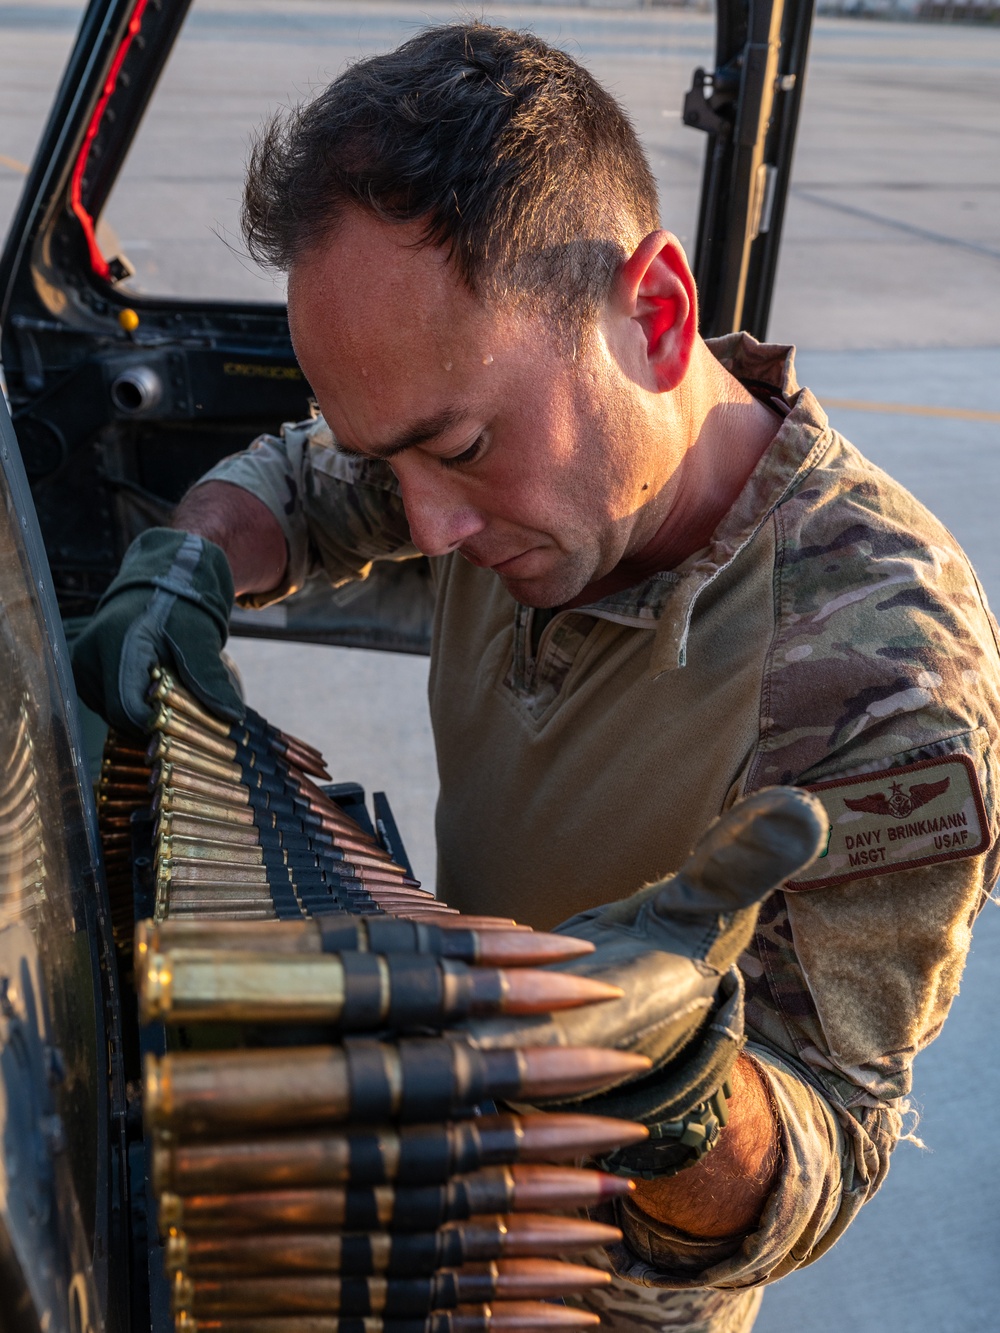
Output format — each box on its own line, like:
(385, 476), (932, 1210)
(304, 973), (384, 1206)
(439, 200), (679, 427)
(394, 459), (486, 558)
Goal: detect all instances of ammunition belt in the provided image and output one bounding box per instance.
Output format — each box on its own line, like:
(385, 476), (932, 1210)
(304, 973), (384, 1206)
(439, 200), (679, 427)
(96, 668), (650, 1333)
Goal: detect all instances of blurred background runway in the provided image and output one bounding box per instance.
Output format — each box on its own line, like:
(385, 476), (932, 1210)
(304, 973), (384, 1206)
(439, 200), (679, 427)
(2, 3), (999, 1328)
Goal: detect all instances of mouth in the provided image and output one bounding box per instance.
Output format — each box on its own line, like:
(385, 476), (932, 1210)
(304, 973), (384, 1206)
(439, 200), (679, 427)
(490, 549), (539, 574)
(459, 544), (532, 571)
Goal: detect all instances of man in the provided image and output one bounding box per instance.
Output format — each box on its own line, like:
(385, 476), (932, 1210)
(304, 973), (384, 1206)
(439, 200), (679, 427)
(73, 23), (1000, 1333)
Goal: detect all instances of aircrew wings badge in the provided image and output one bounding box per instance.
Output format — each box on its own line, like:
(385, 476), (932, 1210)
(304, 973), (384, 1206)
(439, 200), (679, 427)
(785, 754), (989, 891)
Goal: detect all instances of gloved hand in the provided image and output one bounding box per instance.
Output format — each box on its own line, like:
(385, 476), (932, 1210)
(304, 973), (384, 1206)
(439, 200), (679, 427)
(71, 527), (244, 734)
(461, 786), (828, 1177)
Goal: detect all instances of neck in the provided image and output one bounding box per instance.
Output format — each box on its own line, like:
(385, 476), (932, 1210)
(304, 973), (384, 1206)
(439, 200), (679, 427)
(565, 364), (783, 609)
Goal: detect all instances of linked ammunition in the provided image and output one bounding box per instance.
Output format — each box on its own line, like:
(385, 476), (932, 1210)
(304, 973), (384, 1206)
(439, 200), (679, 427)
(159, 815), (261, 847)
(155, 817), (407, 872)
(166, 1214), (620, 1277)
(389, 917), (523, 932)
(173, 1260), (610, 1317)
(150, 670), (331, 777)
(103, 677), (645, 1333)
(152, 783), (412, 877)
(151, 1114), (647, 1194)
(100, 783), (152, 804)
(100, 762), (152, 778)
(157, 810), (392, 863)
(153, 762), (384, 845)
(155, 790), (257, 825)
(138, 947), (620, 1026)
(144, 1044), (649, 1135)
(150, 670), (232, 735)
(158, 861), (271, 885)
(153, 707), (332, 784)
(136, 918), (591, 967)
(158, 1167), (633, 1236)
(172, 1302), (601, 1332)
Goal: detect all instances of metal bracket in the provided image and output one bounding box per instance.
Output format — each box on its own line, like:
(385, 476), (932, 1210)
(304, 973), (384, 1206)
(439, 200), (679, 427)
(683, 69), (729, 137)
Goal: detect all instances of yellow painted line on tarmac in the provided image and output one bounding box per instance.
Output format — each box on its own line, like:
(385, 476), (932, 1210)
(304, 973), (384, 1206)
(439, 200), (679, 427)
(822, 397), (1000, 424)
(0, 153), (28, 174)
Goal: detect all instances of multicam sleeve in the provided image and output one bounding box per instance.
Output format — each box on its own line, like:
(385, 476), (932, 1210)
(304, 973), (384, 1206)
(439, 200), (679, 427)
(735, 433), (1000, 1271)
(610, 429), (1000, 1290)
(194, 415), (418, 609)
(607, 1045), (849, 1290)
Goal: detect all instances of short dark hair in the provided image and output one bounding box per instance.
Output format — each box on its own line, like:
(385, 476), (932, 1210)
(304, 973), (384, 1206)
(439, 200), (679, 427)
(242, 22), (659, 329)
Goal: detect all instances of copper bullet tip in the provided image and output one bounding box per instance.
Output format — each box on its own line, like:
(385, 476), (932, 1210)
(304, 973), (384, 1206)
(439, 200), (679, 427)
(497, 1213), (622, 1255)
(518, 1047), (651, 1099)
(518, 1113), (648, 1160)
(474, 932), (594, 966)
(510, 1165), (635, 1209)
(489, 1258), (611, 1297)
(469, 1301), (602, 1330)
(498, 971), (622, 1015)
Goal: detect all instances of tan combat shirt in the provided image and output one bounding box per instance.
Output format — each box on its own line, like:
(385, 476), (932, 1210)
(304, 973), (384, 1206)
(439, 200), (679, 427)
(200, 335), (1000, 1291)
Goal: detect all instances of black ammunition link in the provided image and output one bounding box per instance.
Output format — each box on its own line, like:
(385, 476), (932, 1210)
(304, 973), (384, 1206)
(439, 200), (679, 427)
(340, 954), (389, 1028)
(344, 1119), (509, 1187)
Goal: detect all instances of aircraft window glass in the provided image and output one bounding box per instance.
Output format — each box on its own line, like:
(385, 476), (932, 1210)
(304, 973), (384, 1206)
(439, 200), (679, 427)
(99, 0), (714, 303)
(0, 1), (87, 243)
(0, 421), (105, 1255)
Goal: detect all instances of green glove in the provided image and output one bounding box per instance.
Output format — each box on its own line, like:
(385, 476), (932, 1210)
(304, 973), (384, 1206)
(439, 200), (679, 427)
(461, 787), (828, 1177)
(71, 528), (243, 734)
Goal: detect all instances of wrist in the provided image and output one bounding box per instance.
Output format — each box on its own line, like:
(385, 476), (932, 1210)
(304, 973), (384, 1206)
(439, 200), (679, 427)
(630, 1053), (779, 1239)
(601, 1079), (732, 1181)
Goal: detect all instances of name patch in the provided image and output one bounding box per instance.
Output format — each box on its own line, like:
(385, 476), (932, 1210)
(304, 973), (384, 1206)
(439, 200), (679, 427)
(786, 753), (989, 891)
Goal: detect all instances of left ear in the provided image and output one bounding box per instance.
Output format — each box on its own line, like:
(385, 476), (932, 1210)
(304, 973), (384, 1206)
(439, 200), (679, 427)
(613, 231), (698, 392)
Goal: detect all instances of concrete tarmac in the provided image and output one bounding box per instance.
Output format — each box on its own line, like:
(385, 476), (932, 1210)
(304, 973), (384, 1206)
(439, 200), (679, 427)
(2, 4), (1000, 1329)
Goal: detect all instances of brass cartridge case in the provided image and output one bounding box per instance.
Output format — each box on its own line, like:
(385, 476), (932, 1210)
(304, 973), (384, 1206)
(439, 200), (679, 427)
(165, 888), (275, 905)
(135, 918), (587, 967)
(156, 789), (256, 826)
(146, 1048), (355, 1135)
(169, 1302), (601, 1332)
(173, 1259), (609, 1318)
(151, 670), (328, 769)
(150, 735), (243, 785)
(157, 860), (270, 886)
(99, 793), (147, 816)
(158, 814), (261, 847)
(143, 1111), (645, 1197)
(155, 708), (239, 762)
(136, 948), (620, 1025)
(99, 779), (150, 800)
(160, 836), (264, 866)
(166, 906), (277, 922)
(170, 1214), (620, 1278)
(144, 1045), (649, 1136)
(139, 950), (347, 1024)
(159, 1185), (381, 1233)
(157, 765), (251, 808)
(150, 669), (232, 736)
(103, 760), (150, 780)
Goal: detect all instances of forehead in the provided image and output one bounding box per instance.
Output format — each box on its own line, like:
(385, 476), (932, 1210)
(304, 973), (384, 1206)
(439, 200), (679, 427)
(288, 214), (490, 373)
(286, 212), (556, 446)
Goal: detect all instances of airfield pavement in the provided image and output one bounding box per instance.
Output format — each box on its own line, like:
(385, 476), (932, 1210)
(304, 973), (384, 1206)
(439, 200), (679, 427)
(2, 3), (999, 1329)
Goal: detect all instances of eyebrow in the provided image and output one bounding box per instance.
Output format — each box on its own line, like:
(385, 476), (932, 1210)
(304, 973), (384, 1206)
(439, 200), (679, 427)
(336, 407), (469, 461)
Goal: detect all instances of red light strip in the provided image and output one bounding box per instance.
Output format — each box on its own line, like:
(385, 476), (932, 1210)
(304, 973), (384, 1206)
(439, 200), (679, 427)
(69, 0), (150, 281)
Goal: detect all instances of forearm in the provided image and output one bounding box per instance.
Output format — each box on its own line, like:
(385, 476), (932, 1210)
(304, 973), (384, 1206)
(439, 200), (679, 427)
(173, 480), (288, 598)
(632, 1053), (779, 1240)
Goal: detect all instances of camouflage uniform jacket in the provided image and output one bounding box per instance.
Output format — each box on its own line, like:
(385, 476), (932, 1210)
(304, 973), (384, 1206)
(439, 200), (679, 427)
(200, 334), (1000, 1293)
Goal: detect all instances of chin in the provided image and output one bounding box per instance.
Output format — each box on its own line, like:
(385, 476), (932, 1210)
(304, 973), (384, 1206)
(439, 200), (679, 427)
(496, 563), (593, 610)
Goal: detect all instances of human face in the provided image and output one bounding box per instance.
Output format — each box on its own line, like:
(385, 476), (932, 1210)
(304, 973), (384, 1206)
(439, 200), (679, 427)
(287, 213), (677, 608)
